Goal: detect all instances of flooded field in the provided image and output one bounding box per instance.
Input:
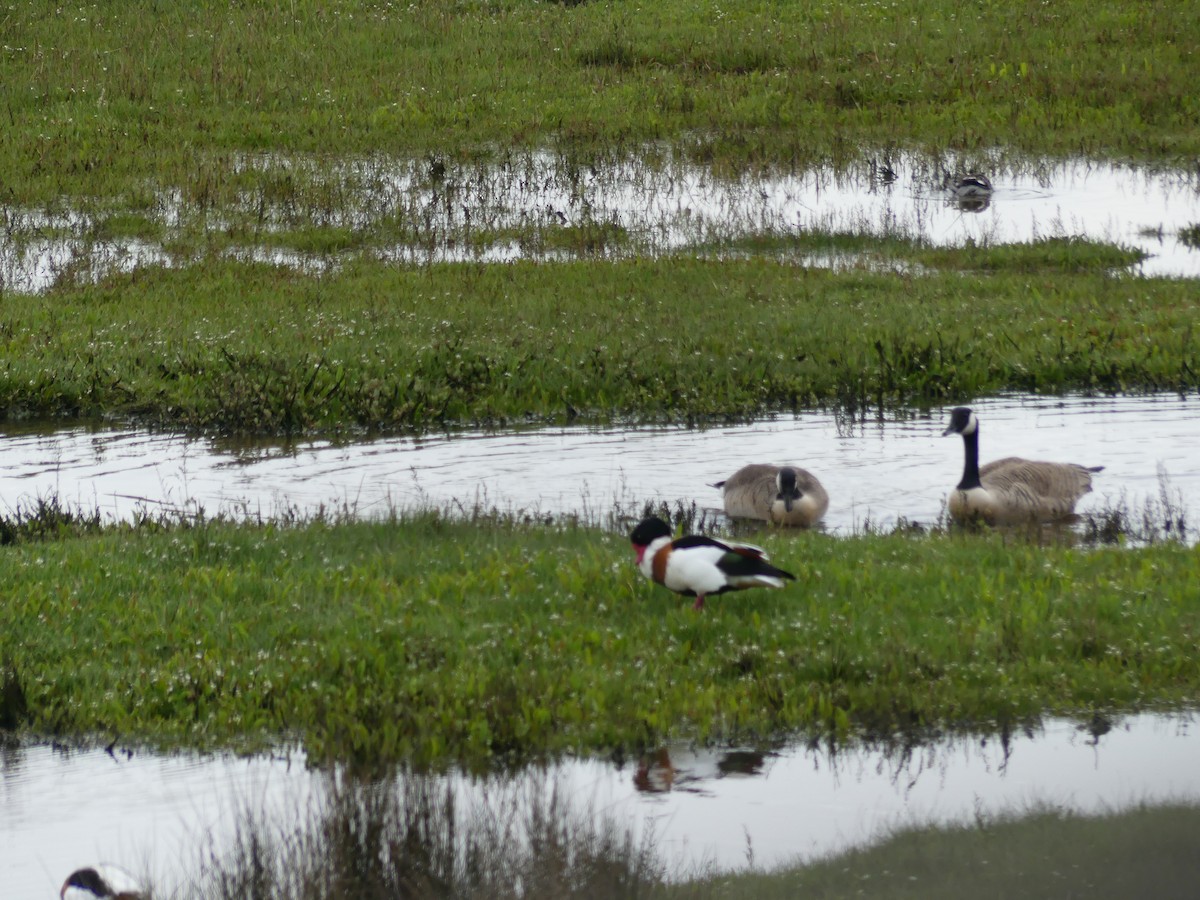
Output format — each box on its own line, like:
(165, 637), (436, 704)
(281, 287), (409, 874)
(1, 393), (1196, 538)
(2, 151), (1199, 292)
(5, 711), (1197, 897)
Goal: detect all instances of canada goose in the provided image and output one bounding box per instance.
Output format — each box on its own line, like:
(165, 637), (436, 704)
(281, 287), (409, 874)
(942, 406), (1103, 524)
(714, 464), (829, 527)
(61, 865), (144, 900)
(629, 516), (795, 610)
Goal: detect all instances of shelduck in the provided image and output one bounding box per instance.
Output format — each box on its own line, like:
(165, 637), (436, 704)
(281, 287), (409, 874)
(61, 865), (144, 900)
(629, 516), (795, 610)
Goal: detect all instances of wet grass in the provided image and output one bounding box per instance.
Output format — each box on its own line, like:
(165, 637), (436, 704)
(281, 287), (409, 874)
(690, 801), (1200, 899)
(3, 0), (1200, 212)
(1, 256), (1196, 435)
(716, 233), (1147, 274)
(1, 508), (1197, 767)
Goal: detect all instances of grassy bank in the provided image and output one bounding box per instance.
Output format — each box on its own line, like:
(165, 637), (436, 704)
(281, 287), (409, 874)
(2, 251), (1196, 434)
(688, 802), (1200, 899)
(2, 513), (1197, 767)
(3, 0), (1200, 210)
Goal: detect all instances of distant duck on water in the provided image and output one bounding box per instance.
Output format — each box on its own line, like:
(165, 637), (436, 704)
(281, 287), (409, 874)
(943, 172), (994, 211)
(942, 406), (1103, 525)
(629, 516), (795, 610)
(943, 172), (993, 199)
(714, 464), (829, 528)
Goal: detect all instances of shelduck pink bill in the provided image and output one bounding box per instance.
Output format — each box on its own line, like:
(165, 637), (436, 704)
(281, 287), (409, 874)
(629, 516), (796, 610)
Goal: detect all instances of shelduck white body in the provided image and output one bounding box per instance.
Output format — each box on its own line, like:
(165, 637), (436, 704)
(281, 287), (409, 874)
(629, 516), (795, 610)
(715, 464), (829, 527)
(942, 406), (1102, 524)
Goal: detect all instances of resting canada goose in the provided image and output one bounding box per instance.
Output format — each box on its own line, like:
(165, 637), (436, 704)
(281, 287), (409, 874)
(629, 516), (795, 610)
(942, 406), (1102, 524)
(714, 464), (829, 527)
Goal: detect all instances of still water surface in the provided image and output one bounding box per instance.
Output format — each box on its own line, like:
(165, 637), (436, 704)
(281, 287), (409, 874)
(2, 394), (1197, 536)
(4, 713), (1197, 896)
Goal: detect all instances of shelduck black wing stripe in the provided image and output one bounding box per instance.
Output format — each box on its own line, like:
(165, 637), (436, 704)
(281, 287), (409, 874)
(717, 550), (795, 581)
(671, 534), (733, 551)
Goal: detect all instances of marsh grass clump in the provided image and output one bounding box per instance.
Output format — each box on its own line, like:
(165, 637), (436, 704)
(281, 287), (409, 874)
(191, 773), (666, 900)
(0, 495), (104, 545)
(0, 662), (29, 731)
(1080, 477), (1191, 546)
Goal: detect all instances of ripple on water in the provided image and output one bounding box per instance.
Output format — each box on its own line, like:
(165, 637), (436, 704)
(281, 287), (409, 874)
(1, 394), (1197, 537)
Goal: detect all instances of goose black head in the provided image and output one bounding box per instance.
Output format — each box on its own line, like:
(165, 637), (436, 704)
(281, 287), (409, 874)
(942, 406), (978, 437)
(775, 467), (802, 512)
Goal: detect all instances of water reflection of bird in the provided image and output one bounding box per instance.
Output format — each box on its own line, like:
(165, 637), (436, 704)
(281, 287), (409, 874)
(942, 407), (1103, 524)
(633, 746), (768, 793)
(629, 517), (795, 610)
(714, 464), (829, 527)
(634, 747), (678, 792)
(61, 865), (144, 900)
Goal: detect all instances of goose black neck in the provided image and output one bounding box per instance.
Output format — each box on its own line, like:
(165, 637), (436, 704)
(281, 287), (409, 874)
(958, 427), (982, 490)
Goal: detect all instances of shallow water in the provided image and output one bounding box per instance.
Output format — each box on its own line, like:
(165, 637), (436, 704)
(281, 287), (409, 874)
(5, 712), (1197, 896)
(2, 394), (1197, 537)
(2, 151), (1199, 292)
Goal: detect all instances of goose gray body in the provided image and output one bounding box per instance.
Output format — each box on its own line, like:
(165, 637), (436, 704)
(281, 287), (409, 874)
(715, 464), (829, 527)
(943, 407), (1102, 524)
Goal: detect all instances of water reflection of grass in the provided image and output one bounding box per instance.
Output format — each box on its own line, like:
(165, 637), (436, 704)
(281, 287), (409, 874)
(177, 773), (1200, 900)
(191, 774), (663, 900)
(2, 501), (1198, 767)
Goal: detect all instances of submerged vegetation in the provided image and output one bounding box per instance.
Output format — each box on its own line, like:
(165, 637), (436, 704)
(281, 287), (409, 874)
(1, 506), (1197, 767)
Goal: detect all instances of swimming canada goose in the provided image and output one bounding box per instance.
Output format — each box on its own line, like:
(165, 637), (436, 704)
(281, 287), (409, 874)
(61, 865), (144, 900)
(629, 516), (795, 610)
(714, 464), (829, 527)
(942, 407), (1103, 524)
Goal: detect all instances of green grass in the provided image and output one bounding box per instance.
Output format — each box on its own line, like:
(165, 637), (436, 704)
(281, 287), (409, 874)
(1, 254), (1195, 434)
(685, 802), (1200, 900)
(2, 513), (1197, 767)
(3, 0), (1200, 210)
